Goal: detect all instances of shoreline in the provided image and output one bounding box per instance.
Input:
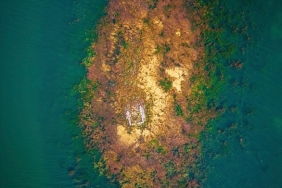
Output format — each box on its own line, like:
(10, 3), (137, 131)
(77, 0), (245, 187)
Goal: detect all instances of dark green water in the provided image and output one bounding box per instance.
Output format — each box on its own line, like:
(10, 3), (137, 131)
(0, 0), (281, 187)
(203, 1), (282, 188)
(0, 0), (114, 187)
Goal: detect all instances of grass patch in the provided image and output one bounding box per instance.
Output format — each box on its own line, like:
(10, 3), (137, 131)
(149, 139), (167, 154)
(155, 44), (171, 54)
(159, 77), (172, 91)
(143, 18), (150, 24)
(163, 161), (176, 178)
(174, 103), (183, 116)
(148, 0), (158, 9)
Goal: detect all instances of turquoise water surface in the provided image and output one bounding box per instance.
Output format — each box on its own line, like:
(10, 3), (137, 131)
(203, 1), (282, 188)
(0, 0), (115, 187)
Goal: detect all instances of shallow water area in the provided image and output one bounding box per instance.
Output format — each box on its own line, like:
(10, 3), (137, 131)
(203, 1), (282, 187)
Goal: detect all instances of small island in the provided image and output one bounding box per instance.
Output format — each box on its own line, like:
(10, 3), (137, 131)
(78, 0), (226, 187)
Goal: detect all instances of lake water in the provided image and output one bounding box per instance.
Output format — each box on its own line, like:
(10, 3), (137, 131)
(0, 0), (281, 187)
(0, 0), (114, 187)
(203, 1), (282, 188)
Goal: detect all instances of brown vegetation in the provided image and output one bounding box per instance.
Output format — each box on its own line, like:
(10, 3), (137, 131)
(80, 0), (216, 187)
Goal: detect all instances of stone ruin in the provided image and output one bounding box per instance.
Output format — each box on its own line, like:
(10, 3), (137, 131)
(125, 103), (146, 126)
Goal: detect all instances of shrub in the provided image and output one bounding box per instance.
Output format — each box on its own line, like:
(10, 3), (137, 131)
(159, 77), (172, 91)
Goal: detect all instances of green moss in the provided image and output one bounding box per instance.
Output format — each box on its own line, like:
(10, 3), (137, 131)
(150, 171), (157, 178)
(81, 46), (96, 68)
(149, 139), (166, 154)
(163, 161), (176, 178)
(148, 0), (158, 9)
(183, 144), (192, 153)
(92, 121), (100, 129)
(159, 77), (172, 91)
(92, 81), (99, 92)
(156, 145), (166, 154)
(106, 89), (112, 99)
(178, 178), (188, 187)
(174, 103), (183, 116)
(155, 45), (161, 54)
(164, 4), (171, 12)
(164, 4), (171, 18)
(164, 44), (171, 52)
(121, 38), (128, 49)
(149, 139), (158, 146)
(155, 44), (171, 54)
(94, 157), (108, 176)
(143, 18), (150, 24)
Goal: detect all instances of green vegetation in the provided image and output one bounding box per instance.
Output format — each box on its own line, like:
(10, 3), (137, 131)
(94, 156), (108, 176)
(181, 1), (252, 184)
(143, 18), (150, 24)
(159, 77), (172, 91)
(159, 78), (172, 91)
(164, 4), (171, 17)
(174, 103), (183, 116)
(163, 161), (176, 178)
(172, 94), (183, 117)
(156, 145), (166, 154)
(82, 48), (95, 68)
(148, 0), (158, 9)
(155, 44), (171, 54)
(75, 78), (99, 102)
(149, 139), (167, 154)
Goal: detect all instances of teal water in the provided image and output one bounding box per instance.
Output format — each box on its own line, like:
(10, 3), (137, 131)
(0, 0), (115, 187)
(203, 1), (282, 188)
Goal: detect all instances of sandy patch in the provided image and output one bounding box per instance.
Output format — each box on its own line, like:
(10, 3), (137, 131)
(117, 124), (151, 146)
(117, 125), (139, 146)
(165, 67), (188, 92)
(137, 56), (170, 134)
